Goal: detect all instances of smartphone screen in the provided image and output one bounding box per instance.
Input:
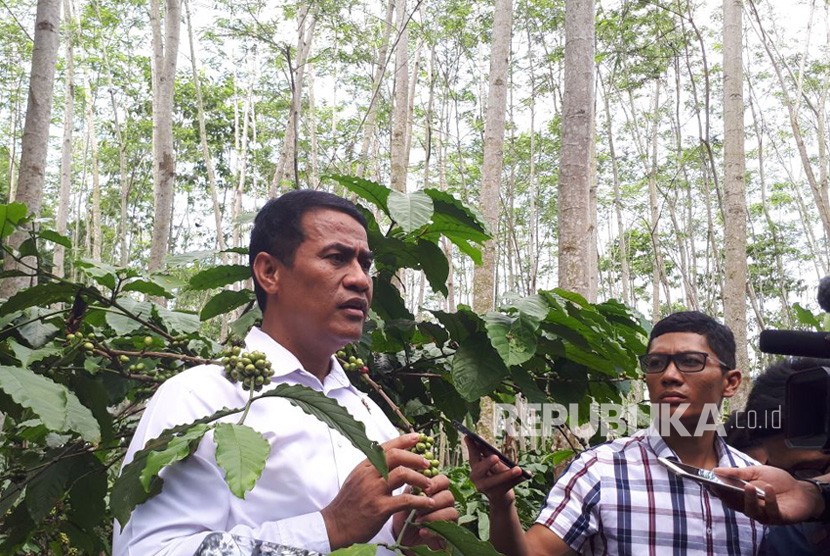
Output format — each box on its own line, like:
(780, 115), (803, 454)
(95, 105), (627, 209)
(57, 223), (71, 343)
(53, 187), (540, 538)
(657, 457), (765, 498)
(451, 419), (532, 480)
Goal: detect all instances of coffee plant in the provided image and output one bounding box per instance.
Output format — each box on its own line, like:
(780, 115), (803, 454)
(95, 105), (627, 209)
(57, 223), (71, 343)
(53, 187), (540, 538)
(0, 179), (647, 553)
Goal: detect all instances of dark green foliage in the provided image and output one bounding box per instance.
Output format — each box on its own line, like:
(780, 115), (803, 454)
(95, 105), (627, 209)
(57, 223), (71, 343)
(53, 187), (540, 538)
(0, 182), (646, 553)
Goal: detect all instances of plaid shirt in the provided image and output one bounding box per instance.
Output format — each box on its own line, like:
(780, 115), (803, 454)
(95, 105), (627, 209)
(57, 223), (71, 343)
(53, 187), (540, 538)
(536, 426), (765, 555)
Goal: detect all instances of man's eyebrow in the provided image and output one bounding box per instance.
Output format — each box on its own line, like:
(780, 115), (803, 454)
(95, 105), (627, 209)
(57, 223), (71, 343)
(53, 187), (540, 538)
(325, 242), (374, 258)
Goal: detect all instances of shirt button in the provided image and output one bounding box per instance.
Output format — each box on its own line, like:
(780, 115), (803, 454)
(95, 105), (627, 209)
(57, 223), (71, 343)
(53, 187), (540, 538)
(706, 527), (712, 535)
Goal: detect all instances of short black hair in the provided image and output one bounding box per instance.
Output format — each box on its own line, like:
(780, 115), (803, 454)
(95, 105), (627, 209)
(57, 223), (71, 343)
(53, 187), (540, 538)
(744, 357), (830, 441)
(646, 311), (736, 370)
(249, 190), (367, 311)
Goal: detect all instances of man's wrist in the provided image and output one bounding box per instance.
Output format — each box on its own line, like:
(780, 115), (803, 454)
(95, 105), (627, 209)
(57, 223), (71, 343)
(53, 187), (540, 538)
(800, 479), (830, 522)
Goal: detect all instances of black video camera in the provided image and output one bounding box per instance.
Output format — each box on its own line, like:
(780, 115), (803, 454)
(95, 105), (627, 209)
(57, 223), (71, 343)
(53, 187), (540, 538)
(760, 277), (830, 452)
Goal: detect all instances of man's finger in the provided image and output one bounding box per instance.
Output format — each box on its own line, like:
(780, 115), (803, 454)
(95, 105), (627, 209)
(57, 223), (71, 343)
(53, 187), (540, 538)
(382, 433), (421, 452)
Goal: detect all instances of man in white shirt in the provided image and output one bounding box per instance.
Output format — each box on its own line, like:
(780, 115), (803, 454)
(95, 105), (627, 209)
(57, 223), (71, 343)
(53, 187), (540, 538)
(113, 190), (457, 555)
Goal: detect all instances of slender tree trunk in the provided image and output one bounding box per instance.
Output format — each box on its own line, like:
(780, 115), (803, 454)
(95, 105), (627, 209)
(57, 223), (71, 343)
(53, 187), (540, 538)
(1, 0), (61, 298)
(185, 0), (225, 257)
(557, 0), (596, 301)
(148, 0), (181, 274)
(390, 0), (410, 193)
(54, 0), (75, 278)
(270, 6), (316, 194)
(357, 0), (395, 178)
(84, 78), (102, 261)
(307, 65), (320, 189)
(472, 0), (512, 312)
(723, 0), (748, 400)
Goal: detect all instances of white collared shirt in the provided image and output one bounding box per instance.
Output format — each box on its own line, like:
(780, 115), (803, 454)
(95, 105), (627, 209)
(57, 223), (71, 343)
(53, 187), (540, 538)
(113, 327), (400, 556)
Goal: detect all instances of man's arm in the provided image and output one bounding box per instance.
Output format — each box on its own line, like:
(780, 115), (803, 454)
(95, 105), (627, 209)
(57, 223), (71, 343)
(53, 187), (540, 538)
(715, 465), (828, 524)
(465, 438), (575, 556)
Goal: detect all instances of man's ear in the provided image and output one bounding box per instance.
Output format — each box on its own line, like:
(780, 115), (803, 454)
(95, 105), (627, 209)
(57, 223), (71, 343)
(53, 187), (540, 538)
(721, 369), (743, 398)
(252, 252), (280, 297)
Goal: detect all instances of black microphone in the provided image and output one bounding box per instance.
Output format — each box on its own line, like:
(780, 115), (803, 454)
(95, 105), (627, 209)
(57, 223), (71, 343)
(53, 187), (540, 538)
(759, 329), (830, 357)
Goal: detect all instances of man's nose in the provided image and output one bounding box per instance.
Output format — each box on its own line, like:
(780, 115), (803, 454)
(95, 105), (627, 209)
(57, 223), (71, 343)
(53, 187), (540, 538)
(660, 360), (685, 383)
(344, 260), (371, 292)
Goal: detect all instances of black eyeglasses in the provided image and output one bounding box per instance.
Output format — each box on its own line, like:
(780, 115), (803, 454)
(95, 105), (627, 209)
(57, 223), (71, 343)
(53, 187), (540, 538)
(638, 351), (730, 374)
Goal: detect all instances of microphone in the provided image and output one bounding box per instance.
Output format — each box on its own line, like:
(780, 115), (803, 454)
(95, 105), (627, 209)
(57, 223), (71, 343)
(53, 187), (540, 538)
(759, 329), (830, 357)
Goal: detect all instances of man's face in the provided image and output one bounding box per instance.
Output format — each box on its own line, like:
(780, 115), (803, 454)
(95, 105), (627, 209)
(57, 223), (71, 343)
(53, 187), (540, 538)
(645, 332), (740, 432)
(270, 208), (373, 357)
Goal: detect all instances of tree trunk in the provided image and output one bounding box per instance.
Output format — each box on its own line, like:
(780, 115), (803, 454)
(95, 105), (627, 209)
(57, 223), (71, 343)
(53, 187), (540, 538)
(357, 0), (395, 178)
(270, 6), (316, 194)
(54, 0), (75, 278)
(723, 0), (748, 404)
(84, 78), (102, 261)
(557, 0), (596, 301)
(185, 0), (225, 257)
(472, 0), (512, 312)
(0, 0), (61, 298)
(389, 0), (410, 193)
(147, 0), (181, 274)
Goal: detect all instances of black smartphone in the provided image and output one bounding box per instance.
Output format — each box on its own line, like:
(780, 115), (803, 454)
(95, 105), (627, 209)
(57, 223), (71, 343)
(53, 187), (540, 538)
(451, 419), (532, 481)
(657, 457), (765, 498)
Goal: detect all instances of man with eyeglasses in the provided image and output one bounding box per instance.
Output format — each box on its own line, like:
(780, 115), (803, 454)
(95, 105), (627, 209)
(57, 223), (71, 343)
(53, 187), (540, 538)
(467, 311), (765, 555)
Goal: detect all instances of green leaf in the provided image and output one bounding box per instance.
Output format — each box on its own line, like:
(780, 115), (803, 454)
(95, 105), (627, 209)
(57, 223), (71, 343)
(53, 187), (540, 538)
(0, 202), (28, 239)
(38, 229), (72, 249)
(166, 249), (216, 267)
(484, 312), (538, 366)
(0, 282), (77, 317)
(372, 278), (414, 322)
(260, 384), (388, 479)
(68, 454), (107, 530)
(330, 544), (379, 556)
(325, 174), (391, 216)
(26, 455), (71, 522)
(423, 521), (502, 556)
(422, 213), (488, 265)
(140, 424), (211, 490)
(0, 366), (100, 443)
(105, 311), (143, 335)
(76, 259), (118, 290)
(123, 279), (175, 298)
(230, 306), (262, 339)
(793, 303), (822, 330)
(201, 289), (255, 321)
(415, 240), (449, 296)
(189, 264), (251, 290)
(9, 340), (61, 366)
(18, 237), (37, 258)
(451, 335), (509, 401)
(155, 306), (201, 334)
(387, 190), (434, 233)
(111, 407), (244, 527)
(214, 423), (270, 498)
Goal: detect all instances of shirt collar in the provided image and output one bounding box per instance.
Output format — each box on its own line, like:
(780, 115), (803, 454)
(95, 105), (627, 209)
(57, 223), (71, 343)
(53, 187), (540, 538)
(643, 422), (735, 466)
(243, 327), (352, 393)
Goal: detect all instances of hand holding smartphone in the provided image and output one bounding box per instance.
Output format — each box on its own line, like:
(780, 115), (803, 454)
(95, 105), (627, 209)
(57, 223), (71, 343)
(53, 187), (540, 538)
(452, 419), (532, 481)
(657, 457), (765, 498)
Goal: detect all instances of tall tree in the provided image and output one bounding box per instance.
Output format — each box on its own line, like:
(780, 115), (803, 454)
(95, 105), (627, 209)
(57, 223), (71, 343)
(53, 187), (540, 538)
(54, 0), (75, 278)
(147, 0), (181, 274)
(723, 0), (748, 397)
(473, 0), (512, 312)
(0, 0), (61, 298)
(270, 5), (317, 194)
(557, 0), (596, 301)
(389, 0), (410, 193)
